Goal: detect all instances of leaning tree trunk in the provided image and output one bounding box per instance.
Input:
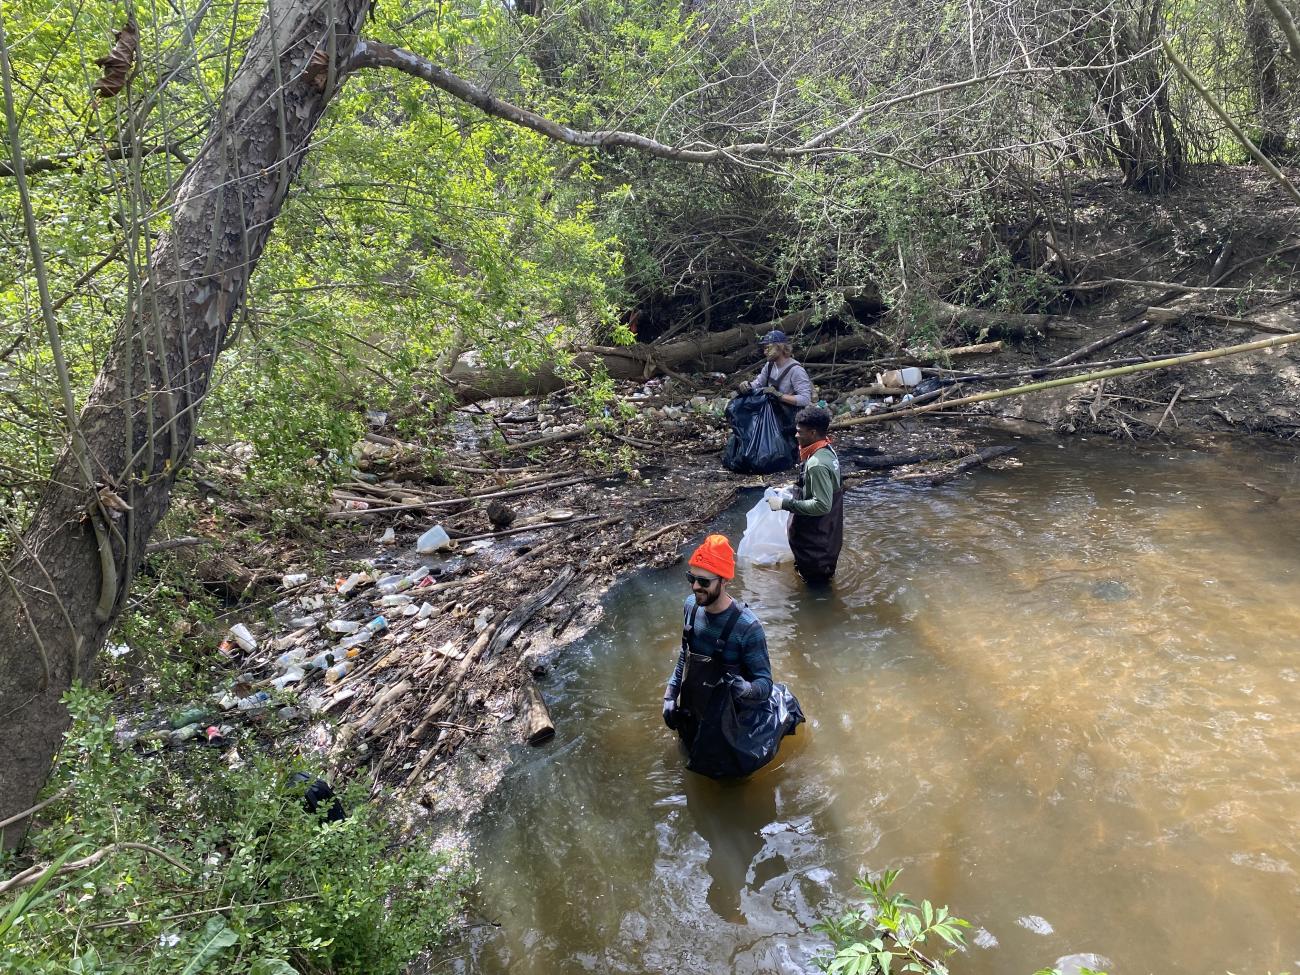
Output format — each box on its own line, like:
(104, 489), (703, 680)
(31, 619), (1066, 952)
(0, 0), (371, 843)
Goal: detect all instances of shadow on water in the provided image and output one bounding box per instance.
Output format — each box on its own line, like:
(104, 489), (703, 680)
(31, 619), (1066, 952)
(456, 440), (1300, 975)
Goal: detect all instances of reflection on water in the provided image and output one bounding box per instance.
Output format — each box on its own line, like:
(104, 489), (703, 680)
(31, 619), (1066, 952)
(456, 440), (1300, 974)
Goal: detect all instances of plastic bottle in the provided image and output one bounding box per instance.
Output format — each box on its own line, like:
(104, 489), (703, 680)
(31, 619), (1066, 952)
(235, 691), (271, 711)
(282, 573), (309, 587)
(325, 660), (352, 682)
(169, 723), (203, 744)
(326, 619), (361, 635)
(306, 651), (336, 670)
(275, 648), (306, 670)
(271, 667), (305, 690)
(416, 525), (451, 554)
(171, 707), (211, 729)
(336, 571), (367, 595)
(380, 593), (412, 608)
(364, 615), (388, 634)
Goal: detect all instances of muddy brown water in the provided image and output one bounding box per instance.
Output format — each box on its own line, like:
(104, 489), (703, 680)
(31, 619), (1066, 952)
(453, 439), (1300, 975)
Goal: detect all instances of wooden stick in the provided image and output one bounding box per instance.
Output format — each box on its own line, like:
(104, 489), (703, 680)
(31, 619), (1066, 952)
(834, 331), (1300, 428)
(1154, 385), (1183, 434)
(143, 536), (211, 554)
(483, 428), (582, 454)
(0, 786), (70, 831)
(326, 473), (605, 521)
(451, 512), (611, 545)
(1048, 318), (1157, 367)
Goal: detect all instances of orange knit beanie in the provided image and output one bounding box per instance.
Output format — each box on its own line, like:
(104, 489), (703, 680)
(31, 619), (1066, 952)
(688, 534), (735, 580)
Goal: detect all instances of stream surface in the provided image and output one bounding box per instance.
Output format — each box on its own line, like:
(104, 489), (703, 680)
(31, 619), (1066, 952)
(454, 438), (1300, 975)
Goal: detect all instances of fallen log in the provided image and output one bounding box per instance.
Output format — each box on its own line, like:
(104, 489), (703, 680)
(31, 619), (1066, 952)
(520, 682), (555, 745)
(483, 566), (577, 663)
(1144, 305), (1294, 335)
(843, 445), (970, 470)
(894, 446), (1016, 486)
(1048, 318), (1157, 367)
(932, 300), (1083, 341)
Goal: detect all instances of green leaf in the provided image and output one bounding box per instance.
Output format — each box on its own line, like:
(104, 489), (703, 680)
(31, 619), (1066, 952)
(178, 916), (239, 975)
(250, 960), (299, 975)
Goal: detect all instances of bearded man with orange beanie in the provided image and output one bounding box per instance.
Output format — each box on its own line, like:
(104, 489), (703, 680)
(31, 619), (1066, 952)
(662, 535), (802, 778)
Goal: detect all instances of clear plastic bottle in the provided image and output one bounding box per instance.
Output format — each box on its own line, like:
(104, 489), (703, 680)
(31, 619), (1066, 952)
(326, 619), (361, 634)
(235, 691), (270, 711)
(271, 667), (305, 690)
(325, 660), (352, 682)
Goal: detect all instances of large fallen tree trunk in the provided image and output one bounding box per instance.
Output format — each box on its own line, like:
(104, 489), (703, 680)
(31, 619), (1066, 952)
(443, 292), (1072, 402)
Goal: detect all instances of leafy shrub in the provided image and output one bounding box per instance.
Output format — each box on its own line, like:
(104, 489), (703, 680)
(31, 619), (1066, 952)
(0, 687), (469, 975)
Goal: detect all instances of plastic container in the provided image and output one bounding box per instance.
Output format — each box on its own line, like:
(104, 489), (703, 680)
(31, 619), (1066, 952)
(379, 527), (396, 545)
(170, 723), (203, 743)
(899, 367), (923, 386)
(275, 648), (306, 670)
(171, 707), (211, 729)
(271, 667), (305, 690)
(416, 602), (435, 620)
(228, 623), (257, 652)
(416, 524), (451, 554)
(306, 651), (336, 670)
(336, 571), (367, 595)
(282, 572), (309, 587)
(235, 691), (271, 711)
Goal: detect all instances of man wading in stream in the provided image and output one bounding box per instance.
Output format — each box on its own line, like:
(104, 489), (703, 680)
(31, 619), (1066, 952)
(662, 535), (803, 778)
(769, 405), (844, 584)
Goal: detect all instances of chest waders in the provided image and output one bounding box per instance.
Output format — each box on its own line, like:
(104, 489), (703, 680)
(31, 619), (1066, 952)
(789, 447), (845, 583)
(673, 603), (806, 779)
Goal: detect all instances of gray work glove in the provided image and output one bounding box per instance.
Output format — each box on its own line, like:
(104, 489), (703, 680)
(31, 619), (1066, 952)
(662, 696), (678, 730)
(761, 385), (781, 398)
(737, 381), (753, 395)
(724, 673), (764, 702)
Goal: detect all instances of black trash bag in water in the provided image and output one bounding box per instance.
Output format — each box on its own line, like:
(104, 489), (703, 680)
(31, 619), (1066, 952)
(722, 392), (797, 474)
(676, 652), (804, 780)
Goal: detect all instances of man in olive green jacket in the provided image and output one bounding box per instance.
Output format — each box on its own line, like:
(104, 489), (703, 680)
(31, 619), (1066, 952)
(767, 405), (844, 583)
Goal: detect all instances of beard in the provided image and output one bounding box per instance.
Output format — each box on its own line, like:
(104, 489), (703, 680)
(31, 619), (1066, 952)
(695, 584), (721, 607)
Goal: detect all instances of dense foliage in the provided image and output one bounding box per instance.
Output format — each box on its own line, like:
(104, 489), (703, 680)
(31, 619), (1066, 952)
(0, 687), (469, 974)
(2, 0), (1298, 965)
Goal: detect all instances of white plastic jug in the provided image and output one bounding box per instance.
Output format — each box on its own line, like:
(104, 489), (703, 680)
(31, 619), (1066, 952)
(416, 524), (451, 554)
(736, 489), (794, 565)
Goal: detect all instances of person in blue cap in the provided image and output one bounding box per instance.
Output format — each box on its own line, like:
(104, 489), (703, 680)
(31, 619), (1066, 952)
(737, 330), (814, 410)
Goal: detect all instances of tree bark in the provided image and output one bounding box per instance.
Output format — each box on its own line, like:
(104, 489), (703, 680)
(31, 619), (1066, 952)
(0, 0), (371, 842)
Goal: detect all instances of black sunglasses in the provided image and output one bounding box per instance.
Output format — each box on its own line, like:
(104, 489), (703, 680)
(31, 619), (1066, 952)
(685, 571), (719, 588)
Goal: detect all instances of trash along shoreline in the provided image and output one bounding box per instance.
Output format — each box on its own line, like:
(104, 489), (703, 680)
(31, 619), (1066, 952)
(119, 345), (1300, 887)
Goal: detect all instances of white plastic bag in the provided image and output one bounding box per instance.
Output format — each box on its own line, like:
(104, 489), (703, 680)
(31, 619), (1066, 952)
(736, 488), (794, 565)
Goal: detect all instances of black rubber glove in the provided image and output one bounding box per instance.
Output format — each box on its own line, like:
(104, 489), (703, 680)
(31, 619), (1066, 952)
(662, 697), (678, 729)
(724, 673), (763, 701)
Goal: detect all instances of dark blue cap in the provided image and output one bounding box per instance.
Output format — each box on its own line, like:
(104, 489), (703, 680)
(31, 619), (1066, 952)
(759, 329), (788, 345)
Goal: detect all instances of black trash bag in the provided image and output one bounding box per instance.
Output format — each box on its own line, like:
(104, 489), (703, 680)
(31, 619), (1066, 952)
(722, 392), (798, 474)
(289, 771), (347, 823)
(676, 653), (804, 779)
